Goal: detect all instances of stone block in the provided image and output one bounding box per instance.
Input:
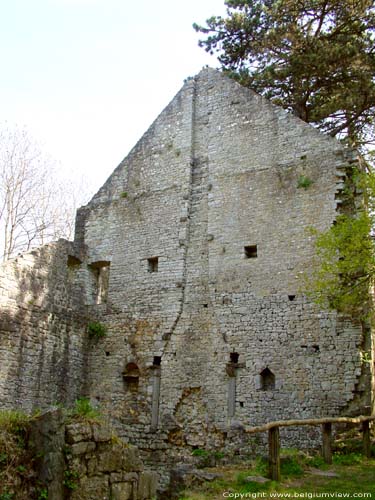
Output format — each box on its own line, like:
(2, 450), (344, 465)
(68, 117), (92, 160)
(92, 423), (112, 442)
(70, 474), (109, 500)
(111, 482), (133, 500)
(71, 441), (96, 455)
(122, 446), (144, 472)
(138, 471), (158, 499)
(66, 422), (93, 444)
(87, 457), (98, 476)
(97, 443), (124, 472)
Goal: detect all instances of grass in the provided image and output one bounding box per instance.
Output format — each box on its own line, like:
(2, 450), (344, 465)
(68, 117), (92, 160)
(67, 397), (101, 422)
(178, 451), (375, 500)
(0, 410), (41, 500)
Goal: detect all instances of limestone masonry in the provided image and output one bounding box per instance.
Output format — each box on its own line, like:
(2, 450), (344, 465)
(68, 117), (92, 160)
(0, 68), (374, 489)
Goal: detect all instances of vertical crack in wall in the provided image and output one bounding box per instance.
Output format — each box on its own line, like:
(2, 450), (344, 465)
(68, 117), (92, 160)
(162, 77), (198, 347)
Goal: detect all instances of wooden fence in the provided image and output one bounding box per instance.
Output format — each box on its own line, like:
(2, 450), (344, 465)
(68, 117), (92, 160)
(244, 415), (375, 481)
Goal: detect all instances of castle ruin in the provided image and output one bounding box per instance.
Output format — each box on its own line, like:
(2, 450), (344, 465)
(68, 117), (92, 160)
(0, 68), (373, 489)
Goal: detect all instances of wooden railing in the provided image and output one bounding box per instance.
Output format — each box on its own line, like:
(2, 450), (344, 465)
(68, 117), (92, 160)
(244, 415), (375, 481)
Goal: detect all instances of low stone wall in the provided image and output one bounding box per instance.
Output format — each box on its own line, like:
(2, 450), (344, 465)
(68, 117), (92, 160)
(29, 409), (158, 500)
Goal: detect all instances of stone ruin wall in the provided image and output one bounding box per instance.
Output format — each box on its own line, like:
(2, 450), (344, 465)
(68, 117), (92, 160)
(29, 409), (157, 500)
(78, 70), (372, 479)
(0, 239), (89, 411)
(0, 69), (373, 490)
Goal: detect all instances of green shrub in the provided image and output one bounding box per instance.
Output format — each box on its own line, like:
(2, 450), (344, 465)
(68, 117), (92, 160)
(37, 488), (48, 500)
(191, 448), (225, 467)
(297, 175), (314, 189)
(70, 397), (100, 420)
(280, 455), (304, 477)
(254, 456), (268, 476)
(191, 448), (209, 457)
(120, 191), (128, 198)
(0, 410), (30, 435)
(63, 469), (79, 490)
(304, 454), (327, 469)
(0, 492), (14, 500)
(87, 321), (107, 339)
(333, 452), (362, 465)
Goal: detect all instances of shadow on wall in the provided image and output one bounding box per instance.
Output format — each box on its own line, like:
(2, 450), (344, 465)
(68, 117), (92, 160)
(0, 240), (89, 412)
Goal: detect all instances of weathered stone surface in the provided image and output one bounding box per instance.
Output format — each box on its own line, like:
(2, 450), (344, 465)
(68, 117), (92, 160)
(111, 482), (133, 500)
(71, 441), (96, 455)
(122, 446), (144, 472)
(87, 457), (98, 476)
(169, 464), (222, 495)
(70, 475), (109, 500)
(66, 423), (93, 444)
(96, 443), (143, 473)
(244, 476), (270, 484)
(92, 422), (112, 442)
(110, 471), (138, 484)
(138, 471), (158, 500)
(28, 409), (66, 500)
(27, 415), (156, 500)
(0, 67), (372, 491)
(96, 444), (124, 472)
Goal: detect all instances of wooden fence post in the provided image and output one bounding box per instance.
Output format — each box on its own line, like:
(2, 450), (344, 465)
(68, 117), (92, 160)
(322, 422), (332, 464)
(268, 426), (281, 481)
(362, 420), (371, 458)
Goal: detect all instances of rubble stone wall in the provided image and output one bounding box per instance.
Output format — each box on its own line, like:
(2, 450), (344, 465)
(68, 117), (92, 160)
(0, 240), (88, 411)
(0, 68), (372, 492)
(29, 409), (157, 500)
(78, 69), (371, 484)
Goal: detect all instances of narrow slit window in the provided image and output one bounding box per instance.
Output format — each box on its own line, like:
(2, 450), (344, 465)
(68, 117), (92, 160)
(151, 356), (161, 430)
(89, 261), (110, 304)
(148, 257), (159, 273)
(244, 245), (257, 258)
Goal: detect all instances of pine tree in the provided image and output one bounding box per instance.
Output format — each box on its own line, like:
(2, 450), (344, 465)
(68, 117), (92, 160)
(194, 0), (375, 150)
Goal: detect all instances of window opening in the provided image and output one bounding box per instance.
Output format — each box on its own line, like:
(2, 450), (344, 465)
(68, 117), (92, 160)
(148, 257), (159, 273)
(67, 255), (81, 267)
(227, 353), (240, 418)
(288, 295), (296, 301)
(153, 356), (162, 366)
(230, 352), (239, 363)
(89, 261), (110, 304)
(151, 356), (161, 430)
(260, 367), (275, 391)
(244, 245), (257, 258)
(123, 362), (140, 391)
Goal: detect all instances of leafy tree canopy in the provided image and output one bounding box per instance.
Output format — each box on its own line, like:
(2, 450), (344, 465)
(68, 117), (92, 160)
(307, 167), (375, 320)
(194, 0), (375, 150)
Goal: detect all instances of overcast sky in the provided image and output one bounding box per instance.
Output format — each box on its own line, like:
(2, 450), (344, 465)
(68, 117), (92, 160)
(1, 0), (225, 193)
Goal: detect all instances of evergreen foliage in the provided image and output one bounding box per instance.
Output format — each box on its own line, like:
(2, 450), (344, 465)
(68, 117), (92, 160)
(194, 0), (375, 150)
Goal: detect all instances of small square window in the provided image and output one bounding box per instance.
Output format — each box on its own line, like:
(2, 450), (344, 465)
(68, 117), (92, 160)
(244, 245), (257, 258)
(230, 352), (239, 363)
(148, 257), (159, 273)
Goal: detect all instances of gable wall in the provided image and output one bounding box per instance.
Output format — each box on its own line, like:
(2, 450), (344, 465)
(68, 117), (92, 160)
(78, 70), (370, 483)
(0, 69), (371, 490)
